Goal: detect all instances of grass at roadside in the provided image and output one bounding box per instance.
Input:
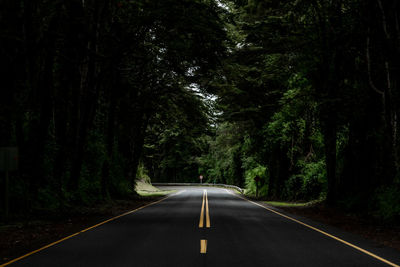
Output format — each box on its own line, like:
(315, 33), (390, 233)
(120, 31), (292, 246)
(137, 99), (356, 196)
(264, 200), (322, 208)
(135, 180), (175, 197)
(137, 191), (175, 197)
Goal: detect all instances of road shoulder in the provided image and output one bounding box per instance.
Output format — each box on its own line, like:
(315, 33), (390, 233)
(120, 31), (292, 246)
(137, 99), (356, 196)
(0, 197), (165, 265)
(240, 196), (400, 265)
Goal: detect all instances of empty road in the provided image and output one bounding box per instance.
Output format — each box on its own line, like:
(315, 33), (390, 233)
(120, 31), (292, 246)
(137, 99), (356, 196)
(3, 187), (400, 266)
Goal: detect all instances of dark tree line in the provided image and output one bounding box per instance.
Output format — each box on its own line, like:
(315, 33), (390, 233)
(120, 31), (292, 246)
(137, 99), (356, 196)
(195, 0), (400, 220)
(1, 0), (400, 221)
(0, 0), (226, 215)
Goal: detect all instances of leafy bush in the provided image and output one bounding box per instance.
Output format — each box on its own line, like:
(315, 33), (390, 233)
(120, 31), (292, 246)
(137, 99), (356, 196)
(300, 160), (326, 200)
(284, 159), (326, 201)
(136, 162), (151, 184)
(375, 186), (400, 221)
(78, 177), (101, 205)
(244, 165), (269, 197)
(36, 186), (59, 211)
(302, 174), (324, 200)
(115, 180), (135, 198)
(283, 175), (304, 200)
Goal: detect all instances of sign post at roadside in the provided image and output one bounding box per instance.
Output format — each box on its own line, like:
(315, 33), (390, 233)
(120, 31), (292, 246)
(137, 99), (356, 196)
(0, 147), (18, 220)
(199, 175), (203, 184)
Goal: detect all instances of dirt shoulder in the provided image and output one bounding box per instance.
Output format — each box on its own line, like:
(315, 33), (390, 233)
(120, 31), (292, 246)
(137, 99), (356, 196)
(0, 197), (164, 265)
(266, 202), (400, 252)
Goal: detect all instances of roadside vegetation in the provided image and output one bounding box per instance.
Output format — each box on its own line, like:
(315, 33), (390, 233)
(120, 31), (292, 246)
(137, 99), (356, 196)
(135, 166), (175, 197)
(265, 200), (323, 208)
(0, 0), (225, 220)
(1, 0), (400, 225)
(194, 0), (400, 223)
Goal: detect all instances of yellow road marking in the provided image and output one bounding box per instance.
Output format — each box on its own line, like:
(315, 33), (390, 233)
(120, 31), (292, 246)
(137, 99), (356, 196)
(199, 190), (210, 228)
(205, 190), (210, 228)
(234, 195), (400, 267)
(0, 196), (171, 267)
(200, 239), (207, 254)
(199, 190), (205, 228)
(199, 191), (210, 254)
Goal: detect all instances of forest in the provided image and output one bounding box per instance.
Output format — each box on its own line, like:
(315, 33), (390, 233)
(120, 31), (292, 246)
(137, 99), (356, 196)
(1, 0), (400, 222)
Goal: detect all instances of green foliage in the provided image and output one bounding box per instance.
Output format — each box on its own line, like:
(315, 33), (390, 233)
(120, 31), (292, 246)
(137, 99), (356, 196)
(136, 162), (151, 184)
(244, 165), (268, 197)
(77, 177), (101, 206)
(1, 0), (400, 224)
(114, 180), (135, 199)
(109, 148), (130, 197)
(142, 89), (211, 183)
(375, 186), (400, 221)
(300, 160), (326, 200)
(196, 122), (246, 186)
(36, 187), (59, 211)
(283, 175), (304, 201)
(0, 0), (229, 217)
(265, 200), (322, 208)
(283, 160), (326, 201)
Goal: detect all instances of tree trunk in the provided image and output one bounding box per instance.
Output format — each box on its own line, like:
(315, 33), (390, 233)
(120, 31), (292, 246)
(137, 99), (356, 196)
(101, 90), (116, 199)
(324, 117), (337, 205)
(127, 112), (150, 190)
(68, 0), (100, 194)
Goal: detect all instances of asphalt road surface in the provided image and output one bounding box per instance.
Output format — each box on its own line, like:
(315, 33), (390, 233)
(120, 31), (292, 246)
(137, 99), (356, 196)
(4, 187), (400, 267)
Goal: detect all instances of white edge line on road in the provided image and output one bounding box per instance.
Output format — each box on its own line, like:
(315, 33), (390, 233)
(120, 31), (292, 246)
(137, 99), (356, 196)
(224, 189), (232, 195)
(0, 194), (174, 267)
(233, 194), (400, 267)
(172, 189), (186, 196)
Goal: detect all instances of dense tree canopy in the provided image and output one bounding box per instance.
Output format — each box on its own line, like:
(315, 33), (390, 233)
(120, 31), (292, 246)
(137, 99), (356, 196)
(0, 0), (226, 211)
(1, 0), (400, 221)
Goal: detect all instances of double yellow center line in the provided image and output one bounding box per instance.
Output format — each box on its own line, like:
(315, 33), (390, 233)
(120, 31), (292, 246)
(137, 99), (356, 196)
(199, 189), (210, 254)
(199, 189), (210, 228)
